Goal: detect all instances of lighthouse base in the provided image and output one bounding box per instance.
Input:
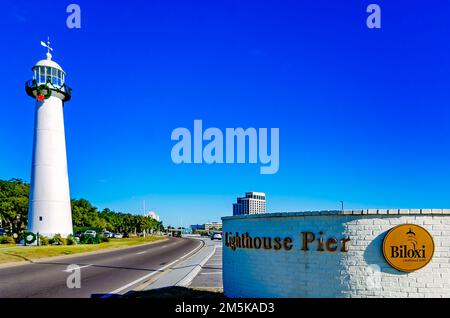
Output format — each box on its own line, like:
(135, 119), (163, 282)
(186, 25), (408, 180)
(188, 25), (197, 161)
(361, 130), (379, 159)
(28, 95), (73, 239)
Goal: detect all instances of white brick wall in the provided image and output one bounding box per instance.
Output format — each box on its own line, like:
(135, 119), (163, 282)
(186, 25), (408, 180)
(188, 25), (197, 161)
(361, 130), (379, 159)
(222, 210), (450, 298)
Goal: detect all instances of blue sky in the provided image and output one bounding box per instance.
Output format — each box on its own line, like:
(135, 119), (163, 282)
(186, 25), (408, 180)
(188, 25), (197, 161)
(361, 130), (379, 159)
(1, 0), (450, 227)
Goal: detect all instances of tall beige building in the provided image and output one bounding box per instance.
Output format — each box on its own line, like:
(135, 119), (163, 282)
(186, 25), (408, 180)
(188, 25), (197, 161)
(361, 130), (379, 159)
(233, 192), (266, 216)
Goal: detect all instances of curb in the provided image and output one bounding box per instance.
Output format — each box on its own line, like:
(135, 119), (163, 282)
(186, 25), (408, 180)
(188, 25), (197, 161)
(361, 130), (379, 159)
(105, 238), (206, 296)
(176, 244), (217, 287)
(134, 239), (207, 291)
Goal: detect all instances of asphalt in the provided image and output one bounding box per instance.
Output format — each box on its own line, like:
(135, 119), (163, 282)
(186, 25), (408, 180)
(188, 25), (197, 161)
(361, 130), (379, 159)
(0, 237), (200, 298)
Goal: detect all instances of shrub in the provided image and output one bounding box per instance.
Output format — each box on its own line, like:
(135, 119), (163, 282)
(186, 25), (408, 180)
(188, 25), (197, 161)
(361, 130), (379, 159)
(0, 236), (15, 244)
(66, 235), (77, 245)
(99, 236), (110, 243)
(49, 234), (66, 245)
(38, 235), (49, 246)
(80, 234), (100, 244)
(194, 230), (209, 237)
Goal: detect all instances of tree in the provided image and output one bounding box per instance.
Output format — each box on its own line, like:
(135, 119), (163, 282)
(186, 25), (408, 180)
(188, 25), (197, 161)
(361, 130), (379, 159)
(0, 179), (29, 234)
(0, 179), (164, 235)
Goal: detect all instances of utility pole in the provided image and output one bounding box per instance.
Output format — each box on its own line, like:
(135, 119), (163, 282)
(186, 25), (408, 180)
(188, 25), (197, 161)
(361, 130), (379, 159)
(340, 201), (344, 212)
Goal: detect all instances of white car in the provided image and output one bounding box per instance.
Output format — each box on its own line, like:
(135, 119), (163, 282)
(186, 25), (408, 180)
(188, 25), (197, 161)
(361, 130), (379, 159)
(102, 231), (113, 238)
(84, 230), (97, 237)
(113, 233), (123, 238)
(211, 232), (222, 240)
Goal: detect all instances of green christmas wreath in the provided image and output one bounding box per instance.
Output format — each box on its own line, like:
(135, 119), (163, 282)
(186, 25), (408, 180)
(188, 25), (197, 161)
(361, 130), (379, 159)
(24, 232), (37, 244)
(36, 84), (52, 101)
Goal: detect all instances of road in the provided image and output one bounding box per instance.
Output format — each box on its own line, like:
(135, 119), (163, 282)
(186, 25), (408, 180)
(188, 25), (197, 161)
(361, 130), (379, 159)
(0, 237), (200, 298)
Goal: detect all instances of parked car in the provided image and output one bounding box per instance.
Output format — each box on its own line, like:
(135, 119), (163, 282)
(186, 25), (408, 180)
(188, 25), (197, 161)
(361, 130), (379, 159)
(102, 231), (113, 238)
(113, 233), (123, 239)
(0, 228), (6, 236)
(211, 232), (222, 240)
(84, 230), (97, 237)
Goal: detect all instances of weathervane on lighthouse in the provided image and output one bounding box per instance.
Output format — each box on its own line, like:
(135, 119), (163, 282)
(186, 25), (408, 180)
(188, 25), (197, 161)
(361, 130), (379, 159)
(40, 36), (53, 58)
(25, 39), (74, 238)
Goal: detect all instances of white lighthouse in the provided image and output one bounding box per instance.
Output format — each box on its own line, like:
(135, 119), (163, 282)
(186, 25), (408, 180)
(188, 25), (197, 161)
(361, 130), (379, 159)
(25, 39), (73, 238)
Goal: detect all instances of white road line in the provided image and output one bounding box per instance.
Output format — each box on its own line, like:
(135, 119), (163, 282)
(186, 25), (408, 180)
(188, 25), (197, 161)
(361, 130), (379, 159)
(62, 264), (93, 272)
(100, 241), (203, 298)
(136, 251), (147, 255)
(199, 272), (222, 275)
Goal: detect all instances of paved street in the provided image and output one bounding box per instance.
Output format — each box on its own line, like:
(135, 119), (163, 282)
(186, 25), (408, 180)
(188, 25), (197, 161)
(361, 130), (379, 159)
(0, 237), (200, 298)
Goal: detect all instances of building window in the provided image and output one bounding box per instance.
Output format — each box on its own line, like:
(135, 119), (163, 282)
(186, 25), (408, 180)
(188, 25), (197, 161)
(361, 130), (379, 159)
(34, 66), (64, 86)
(39, 216), (43, 221)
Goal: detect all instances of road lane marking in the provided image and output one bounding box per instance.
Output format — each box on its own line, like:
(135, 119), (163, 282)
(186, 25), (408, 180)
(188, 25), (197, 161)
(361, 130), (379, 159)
(199, 272), (222, 275)
(136, 251), (147, 255)
(101, 240), (203, 298)
(63, 264), (92, 272)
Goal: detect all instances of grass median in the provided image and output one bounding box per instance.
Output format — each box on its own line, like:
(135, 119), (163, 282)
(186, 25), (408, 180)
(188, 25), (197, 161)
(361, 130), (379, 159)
(0, 236), (167, 264)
